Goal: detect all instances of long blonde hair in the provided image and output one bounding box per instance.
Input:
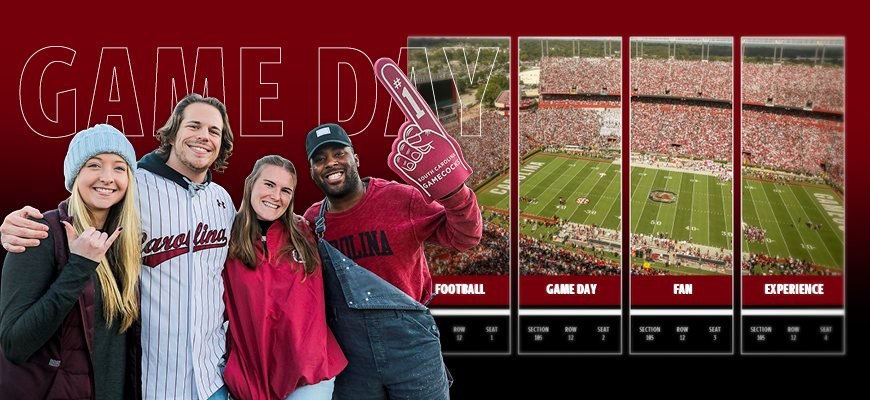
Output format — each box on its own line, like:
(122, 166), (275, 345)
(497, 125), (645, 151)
(68, 167), (141, 332)
(228, 155), (319, 278)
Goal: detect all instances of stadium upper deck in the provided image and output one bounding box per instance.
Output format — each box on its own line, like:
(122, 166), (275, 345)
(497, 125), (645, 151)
(742, 63), (844, 112)
(539, 56), (621, 94)
(631, 59), (733, 102)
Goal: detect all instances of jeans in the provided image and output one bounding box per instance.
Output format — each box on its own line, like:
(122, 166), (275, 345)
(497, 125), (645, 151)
(284, 377), (335, 400)
(327, 308), (450, 400)
(206, 385), (228, 400)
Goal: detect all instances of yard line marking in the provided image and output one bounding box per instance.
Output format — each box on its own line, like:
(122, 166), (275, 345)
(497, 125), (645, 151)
(720, 175), (732, 251)
(797, 185), (845, 246)
(576, 163), (619, 225)
(523, 157), (572, 217)
(769, 181), (817, 264)
(669, 169), (684, 240)
(757, 179), (797, 260)
(743, 178), (772, 255)
(649, 170), (670, 236)
(706, 175), (711, 247)
(786, 184), (840, 266)
(632, 168), (661, 233)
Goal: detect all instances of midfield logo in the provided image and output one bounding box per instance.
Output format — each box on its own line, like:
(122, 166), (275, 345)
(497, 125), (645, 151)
(648, 189), (678, 204)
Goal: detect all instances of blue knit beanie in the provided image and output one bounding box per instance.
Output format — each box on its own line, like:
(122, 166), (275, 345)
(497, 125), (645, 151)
(63, 124), (137, 192)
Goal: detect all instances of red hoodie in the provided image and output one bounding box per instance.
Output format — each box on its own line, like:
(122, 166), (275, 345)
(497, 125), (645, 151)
(303, 178), (482, 303)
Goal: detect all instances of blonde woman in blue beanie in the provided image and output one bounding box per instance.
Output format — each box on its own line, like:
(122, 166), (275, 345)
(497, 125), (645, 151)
(0, 124), (142, 400)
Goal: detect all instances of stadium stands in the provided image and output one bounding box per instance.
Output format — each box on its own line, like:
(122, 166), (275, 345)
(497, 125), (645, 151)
(630, 98), (732, 160)
(429, 114), (510, 276)
(631, 59), (732, 101)
(742, 63), (844, 112)
(539, 57), (621, 94)
(741, 105), (844, 186)
(519, 235), (620, 276)
(429, 214), (509, 276)
(742, 253), (841, 276)
(445, 112), (511, 188)
(520, 107), (621, 158)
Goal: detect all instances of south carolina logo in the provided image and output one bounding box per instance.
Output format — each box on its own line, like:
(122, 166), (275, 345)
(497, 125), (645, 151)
(648, 190), (678, 204)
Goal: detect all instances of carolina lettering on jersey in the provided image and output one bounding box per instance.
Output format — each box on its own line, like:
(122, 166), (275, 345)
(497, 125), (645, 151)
(328, 230), (394, 260)
(141, 222), (228, 267)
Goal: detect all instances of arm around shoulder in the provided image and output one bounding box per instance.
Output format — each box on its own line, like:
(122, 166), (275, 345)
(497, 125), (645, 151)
(1, 206), (48, 253)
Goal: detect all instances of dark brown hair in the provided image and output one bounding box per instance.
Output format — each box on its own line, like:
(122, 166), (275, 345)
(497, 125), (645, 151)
(228, 155), (320, 277)
(155, 94), (234, 173)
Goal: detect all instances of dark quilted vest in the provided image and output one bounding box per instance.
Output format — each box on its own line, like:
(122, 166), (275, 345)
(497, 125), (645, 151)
(0, 202), (142, 400)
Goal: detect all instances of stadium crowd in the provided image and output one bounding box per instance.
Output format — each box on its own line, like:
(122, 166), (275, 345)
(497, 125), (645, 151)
(741, 105), (844, 187)
(742, 253), (841, 276)
(519, 235), (620, 276)
(630, 98), (732, 160)
(539, 56), (621, 94)
(631, 153), (732, 180)
(421, 112), (512, 276)
(428, 212), (509, 276)
(742, 63), (844, 112)
(631, 233), (732, 263)
(539, 96), (621, 107)
(630, 264), (674, 276)
(444, 112), (511, 188)
(631, 59), (732, 101)
(520, 107), (621, 157)
(743, 168), (826, 186)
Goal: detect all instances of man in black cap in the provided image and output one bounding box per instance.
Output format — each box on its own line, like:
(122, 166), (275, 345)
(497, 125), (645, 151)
(302, 123), (482, 399)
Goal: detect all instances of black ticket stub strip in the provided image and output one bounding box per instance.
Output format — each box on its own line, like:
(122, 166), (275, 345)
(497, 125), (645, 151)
(519, 315), (621, 353)
(630, 315), (732, 353)
(742, 315), (844, 353)
(434, 315), (510, 353)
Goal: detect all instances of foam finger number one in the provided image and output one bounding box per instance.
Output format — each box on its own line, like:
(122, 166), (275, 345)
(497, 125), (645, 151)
(374, 58), (472, 202)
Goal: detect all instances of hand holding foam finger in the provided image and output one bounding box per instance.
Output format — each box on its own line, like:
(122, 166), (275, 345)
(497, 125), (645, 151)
(374, 58), (472, 202)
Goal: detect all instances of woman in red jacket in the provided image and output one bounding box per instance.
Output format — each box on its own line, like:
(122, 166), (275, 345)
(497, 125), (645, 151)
(224, 155), (346, 400)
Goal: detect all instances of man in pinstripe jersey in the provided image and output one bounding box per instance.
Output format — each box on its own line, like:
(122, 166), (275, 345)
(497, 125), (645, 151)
(2, 94), (236, 400)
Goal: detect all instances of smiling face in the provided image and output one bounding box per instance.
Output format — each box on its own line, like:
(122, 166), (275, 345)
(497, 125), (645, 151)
(166, 102), (223, 181)
(76, 153), (129, 222)
(250, 165), (295, 222)
(309, 143), (362, 199)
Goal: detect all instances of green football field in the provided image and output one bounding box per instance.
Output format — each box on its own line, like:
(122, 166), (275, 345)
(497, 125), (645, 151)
(518, 153), (622, 229)
(741, 177), (845, 270)
(475, 171), (511, 213)
(630, 166), (733, 249)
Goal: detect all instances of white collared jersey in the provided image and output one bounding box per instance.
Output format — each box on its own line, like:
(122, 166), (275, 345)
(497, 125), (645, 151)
(137, 167), (235, 400)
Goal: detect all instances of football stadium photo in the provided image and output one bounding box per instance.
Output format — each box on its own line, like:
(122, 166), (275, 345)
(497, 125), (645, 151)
(629, 37), (734, 276)
(407, 37), (512, 276)
(518, 37), (622, 276)
(740, 37), (844, 277)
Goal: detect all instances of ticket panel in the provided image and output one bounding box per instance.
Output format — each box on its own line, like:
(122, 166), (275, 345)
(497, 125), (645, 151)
(517, 37), (623, 354)
(406, 37), (512, 354)
(739, 37), (845, 354)
(628, 37), (735, 354)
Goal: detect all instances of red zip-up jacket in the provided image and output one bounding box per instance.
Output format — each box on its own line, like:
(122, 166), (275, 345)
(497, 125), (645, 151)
(223, 220), (346, 400)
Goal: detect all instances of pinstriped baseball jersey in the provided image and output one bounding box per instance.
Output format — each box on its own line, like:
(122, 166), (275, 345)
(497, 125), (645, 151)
(137, 154), (235, 400)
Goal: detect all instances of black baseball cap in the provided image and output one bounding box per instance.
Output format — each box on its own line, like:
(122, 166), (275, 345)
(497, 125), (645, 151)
(305, 123), (354, 159)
